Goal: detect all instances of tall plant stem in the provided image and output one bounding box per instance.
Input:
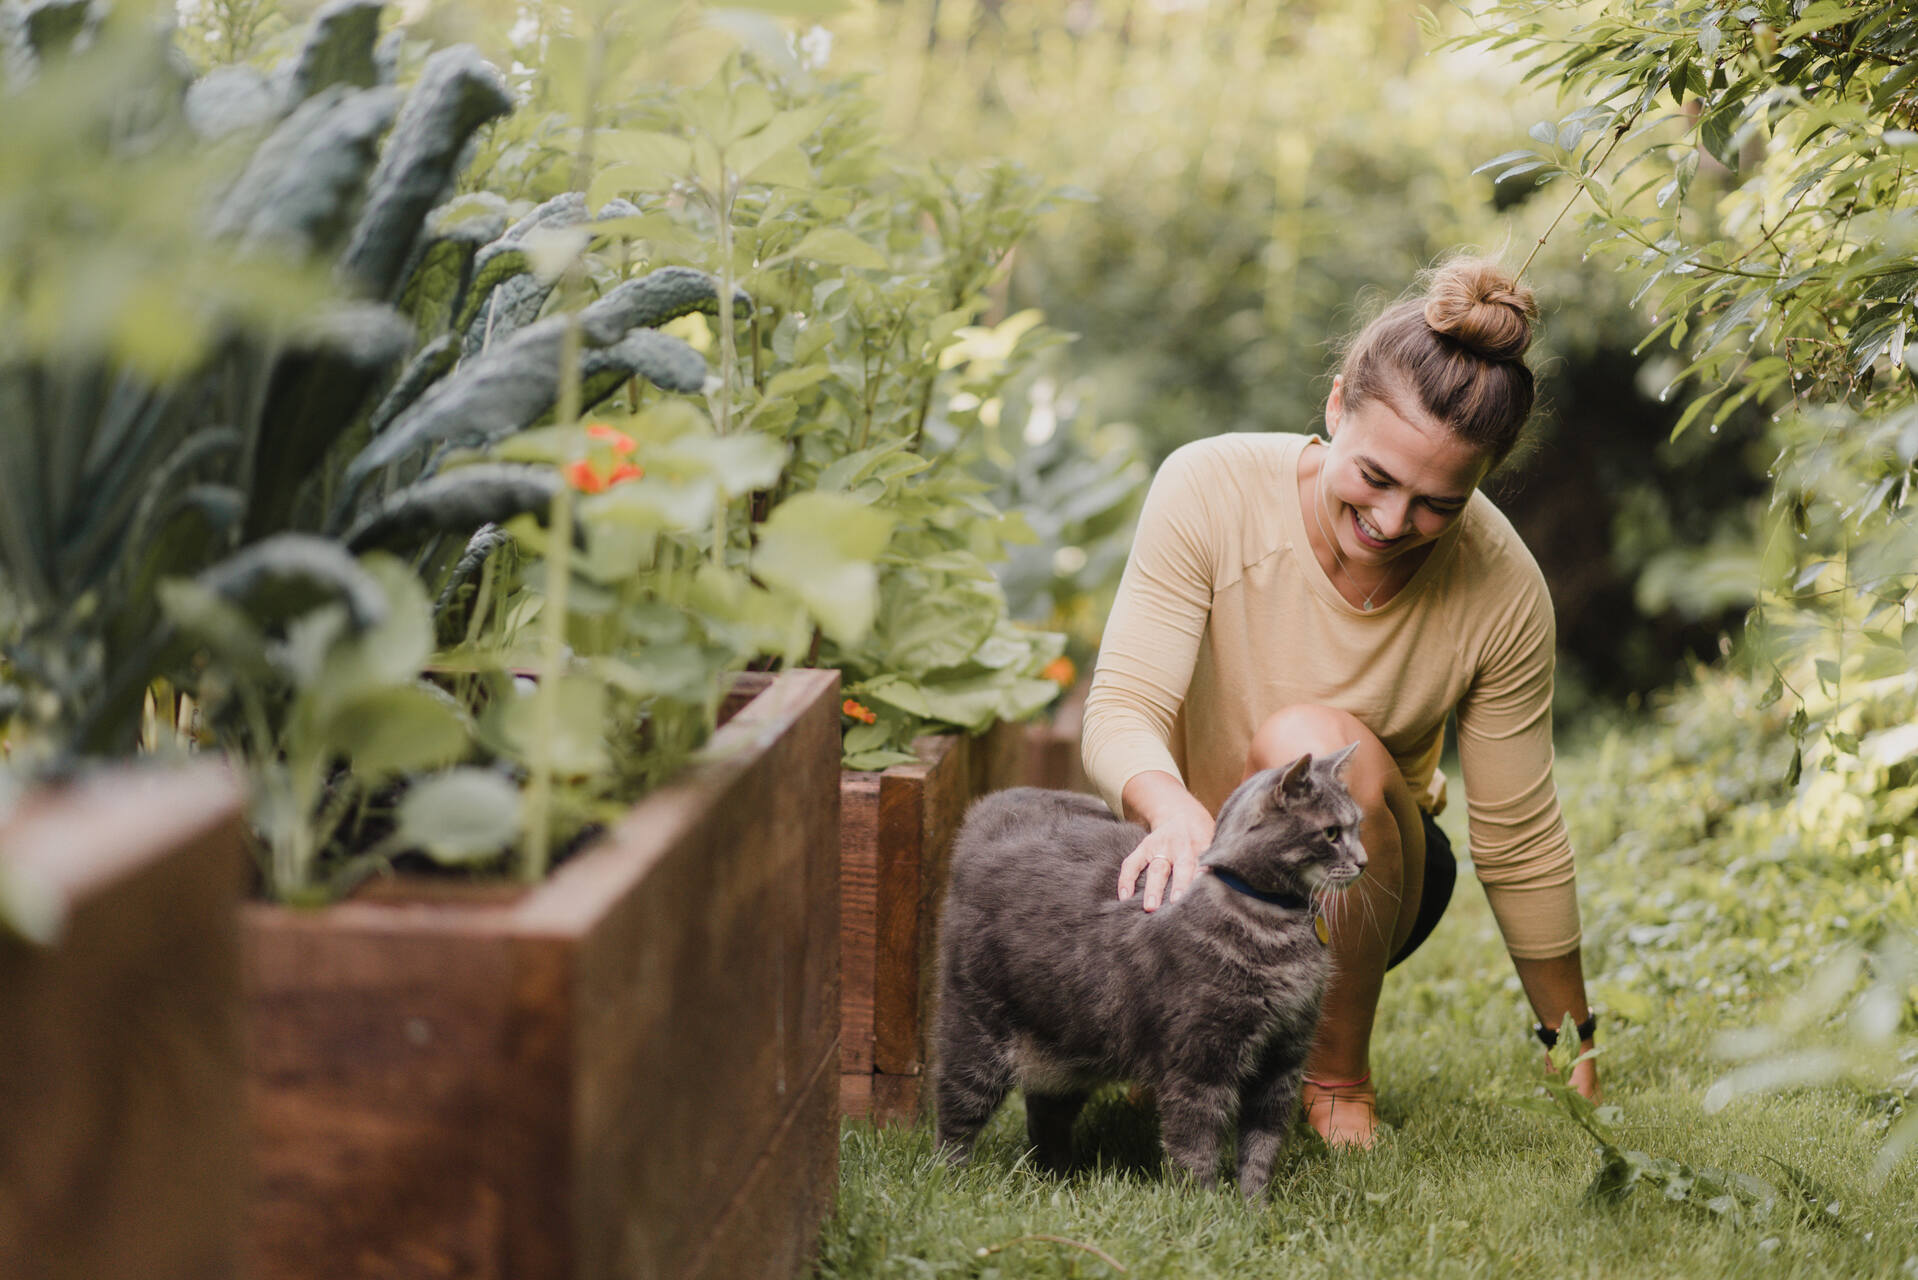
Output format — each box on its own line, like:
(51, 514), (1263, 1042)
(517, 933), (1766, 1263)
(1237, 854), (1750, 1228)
(1517, 115), (1635, 280)
(714, 164), (738, 437)
(711, 157), (739, 566)
(521, 26), (606, 884)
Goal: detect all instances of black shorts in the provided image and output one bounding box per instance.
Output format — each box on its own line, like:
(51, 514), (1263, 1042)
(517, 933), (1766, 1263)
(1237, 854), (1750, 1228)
(1386, 811), (1456, 971)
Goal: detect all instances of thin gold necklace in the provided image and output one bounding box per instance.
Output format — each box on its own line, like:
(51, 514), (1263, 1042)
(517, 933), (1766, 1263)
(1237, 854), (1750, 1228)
(1312, 445), (1396, 612)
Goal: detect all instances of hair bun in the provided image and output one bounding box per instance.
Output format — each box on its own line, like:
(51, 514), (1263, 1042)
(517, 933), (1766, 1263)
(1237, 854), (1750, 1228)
(1422, 258), (1536, 361)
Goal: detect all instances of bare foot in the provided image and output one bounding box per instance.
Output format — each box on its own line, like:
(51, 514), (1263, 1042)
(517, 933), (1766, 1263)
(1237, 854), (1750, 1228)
(1302, 1075), (1377, 1150)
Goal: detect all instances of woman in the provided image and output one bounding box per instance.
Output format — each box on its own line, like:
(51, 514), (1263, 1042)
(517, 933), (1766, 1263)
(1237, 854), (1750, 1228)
(1081, 258), (1599, 1149)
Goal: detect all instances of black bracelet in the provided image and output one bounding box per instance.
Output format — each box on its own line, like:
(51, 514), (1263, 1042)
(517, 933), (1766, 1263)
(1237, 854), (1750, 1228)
(1533, 1013), (1598, 1049)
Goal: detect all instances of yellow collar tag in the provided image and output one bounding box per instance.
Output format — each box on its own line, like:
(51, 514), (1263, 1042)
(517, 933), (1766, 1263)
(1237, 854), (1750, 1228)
(1314, 915), (1330, 946)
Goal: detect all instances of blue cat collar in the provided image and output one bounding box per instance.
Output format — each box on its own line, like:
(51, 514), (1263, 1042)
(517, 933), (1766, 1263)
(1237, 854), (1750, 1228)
(1209, 868), (1312, 914)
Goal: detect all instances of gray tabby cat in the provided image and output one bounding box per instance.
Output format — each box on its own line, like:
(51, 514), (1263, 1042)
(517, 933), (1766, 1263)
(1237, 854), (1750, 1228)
(933, 746), (1364, 1198)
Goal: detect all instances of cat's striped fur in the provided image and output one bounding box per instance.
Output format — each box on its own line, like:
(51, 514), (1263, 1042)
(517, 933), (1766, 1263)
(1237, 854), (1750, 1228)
(933, 747), (1365, 1198)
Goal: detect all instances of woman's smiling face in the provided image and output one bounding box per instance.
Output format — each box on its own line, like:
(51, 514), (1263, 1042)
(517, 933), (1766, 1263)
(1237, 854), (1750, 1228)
(1318, 375), (1493, 569)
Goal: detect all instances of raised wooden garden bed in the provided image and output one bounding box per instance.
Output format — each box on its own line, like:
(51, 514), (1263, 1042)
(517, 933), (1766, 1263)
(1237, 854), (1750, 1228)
(243, 669), (842, 1280)
(838, 719), (1027, 1125)
(1021, 680), (1091, 795)
(0, 765), (248, 1280)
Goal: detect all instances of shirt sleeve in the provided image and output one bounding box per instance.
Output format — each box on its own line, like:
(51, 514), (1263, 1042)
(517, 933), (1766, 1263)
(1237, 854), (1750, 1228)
(1081, 443), (1216, 818)
(1454, 569), (1582, 959)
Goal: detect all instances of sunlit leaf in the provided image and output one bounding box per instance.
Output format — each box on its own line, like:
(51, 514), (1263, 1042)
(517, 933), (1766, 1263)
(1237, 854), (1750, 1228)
(393, 767), (521, 865)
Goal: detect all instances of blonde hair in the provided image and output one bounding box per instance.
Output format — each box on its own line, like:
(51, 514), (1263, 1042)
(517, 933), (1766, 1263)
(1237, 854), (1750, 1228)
(1336, 257), (1538, 464)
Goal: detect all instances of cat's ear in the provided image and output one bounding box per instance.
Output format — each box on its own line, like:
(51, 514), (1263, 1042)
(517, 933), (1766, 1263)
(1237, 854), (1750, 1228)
(1277, 753), (1315, 803)
(1323, 741), (1361, 778)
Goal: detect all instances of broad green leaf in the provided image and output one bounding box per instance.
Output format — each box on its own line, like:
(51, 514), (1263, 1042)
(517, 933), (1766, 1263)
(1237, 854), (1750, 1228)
(860, 671), (1058, 733)
(731, 104), (830, 181)
(843, 747), (919, 770)
(523, 225), (591, 283)
(583, 213), (702, 253)
(491, 674), (610, 777)
(763, 364), (835, 399)
(753, 492), (894, 644)
(321, 684), (470, 778)
(789, 227), (887, 271)
(686, 563), (813, 662)
(871, 576), (1001, 675)
(744, 146), (813, 188)
(583, 478), (717, 532)
(717, 0), (849, 15)
(592, 131), (694, 201)
(393, 768), (521, 865)
(649, 433), (787, 496)
(1781, 1), (1858, 40)
(310, 554), (434, 715)
(157, 579), (273, 681)
(685, 74), (776, 148)
(588, 647), (716, 702)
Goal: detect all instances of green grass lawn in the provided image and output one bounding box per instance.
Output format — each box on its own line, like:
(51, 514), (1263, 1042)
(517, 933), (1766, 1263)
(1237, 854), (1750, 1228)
(816, 718), (1918, 1279)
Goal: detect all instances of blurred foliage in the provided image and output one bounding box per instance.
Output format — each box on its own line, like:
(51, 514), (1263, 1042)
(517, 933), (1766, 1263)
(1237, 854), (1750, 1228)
(1461, 0), (1918, 768)
(450, 8), (1074, 767)
(1513, 1033), (1798, 1229)
(821, 0), (1776, 700)
(975, 364), (1151, 669)
(0, 0), (897, 910)
(1558, 654), (1917, 1179)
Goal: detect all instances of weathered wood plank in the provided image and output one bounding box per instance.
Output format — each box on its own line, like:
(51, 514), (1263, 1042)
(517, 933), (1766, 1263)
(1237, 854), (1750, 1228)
(838, 718), (1037, 1122)
(0, 767), (246, 1280)
(967, 717), (1030, 797)
(1020, 682), (1091, 793)
(870, 736), (958, 1076)
(245, 669), (841, 1280)
(839, 1070), (872, 1119)
(579, 666), (841, 1280)
(689, 1042), (839, 1280)
(869, 1072), (923, 1129)
(873, 736), (966, 1076)
(839, 772), (881, 1076)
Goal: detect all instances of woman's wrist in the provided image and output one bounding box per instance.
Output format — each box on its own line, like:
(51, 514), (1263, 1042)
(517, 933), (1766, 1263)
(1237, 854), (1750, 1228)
(1509, 948), (1594, 1043)
(1120, 769), (1211, 832)
(1533, 1011), (1598, 1049)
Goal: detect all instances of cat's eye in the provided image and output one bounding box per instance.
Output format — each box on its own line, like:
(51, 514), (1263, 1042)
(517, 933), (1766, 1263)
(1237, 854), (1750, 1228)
(1323, 826), (1341, 842)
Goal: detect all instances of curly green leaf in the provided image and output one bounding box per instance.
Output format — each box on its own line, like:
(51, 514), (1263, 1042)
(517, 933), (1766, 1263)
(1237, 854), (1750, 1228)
(338, 44), (513, 300)
(343, 464), (572, 554)
(197, 533), (387, 630)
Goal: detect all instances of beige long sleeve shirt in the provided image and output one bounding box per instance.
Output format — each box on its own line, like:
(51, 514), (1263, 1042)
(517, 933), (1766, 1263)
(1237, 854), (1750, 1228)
(1082, 431), (1579, 959)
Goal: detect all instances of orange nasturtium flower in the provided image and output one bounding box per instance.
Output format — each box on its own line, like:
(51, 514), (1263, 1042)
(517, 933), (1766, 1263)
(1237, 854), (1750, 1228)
(585, 422), (637, 454)
(566, 458), (608, 494)
(566, 459), (645, 494)
(842, 698), (877, 724)
(1040, 655), (1077, 687)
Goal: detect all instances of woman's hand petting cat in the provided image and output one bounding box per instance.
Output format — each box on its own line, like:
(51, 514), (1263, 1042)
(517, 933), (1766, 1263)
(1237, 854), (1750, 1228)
(1116, 771), (1218, 911)
(1119, 813), (1214, 911)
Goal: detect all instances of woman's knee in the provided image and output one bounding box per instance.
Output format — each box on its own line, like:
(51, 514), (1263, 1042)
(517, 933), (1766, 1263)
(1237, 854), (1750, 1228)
(1246, 705), (1391, 803)
(1246, 705), (1421, 873)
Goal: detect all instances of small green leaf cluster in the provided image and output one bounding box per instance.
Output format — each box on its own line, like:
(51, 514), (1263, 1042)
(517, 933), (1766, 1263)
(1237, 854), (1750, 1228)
(1564, 661), (1915, 1013)
(1513, 1052), (1804, 1230)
